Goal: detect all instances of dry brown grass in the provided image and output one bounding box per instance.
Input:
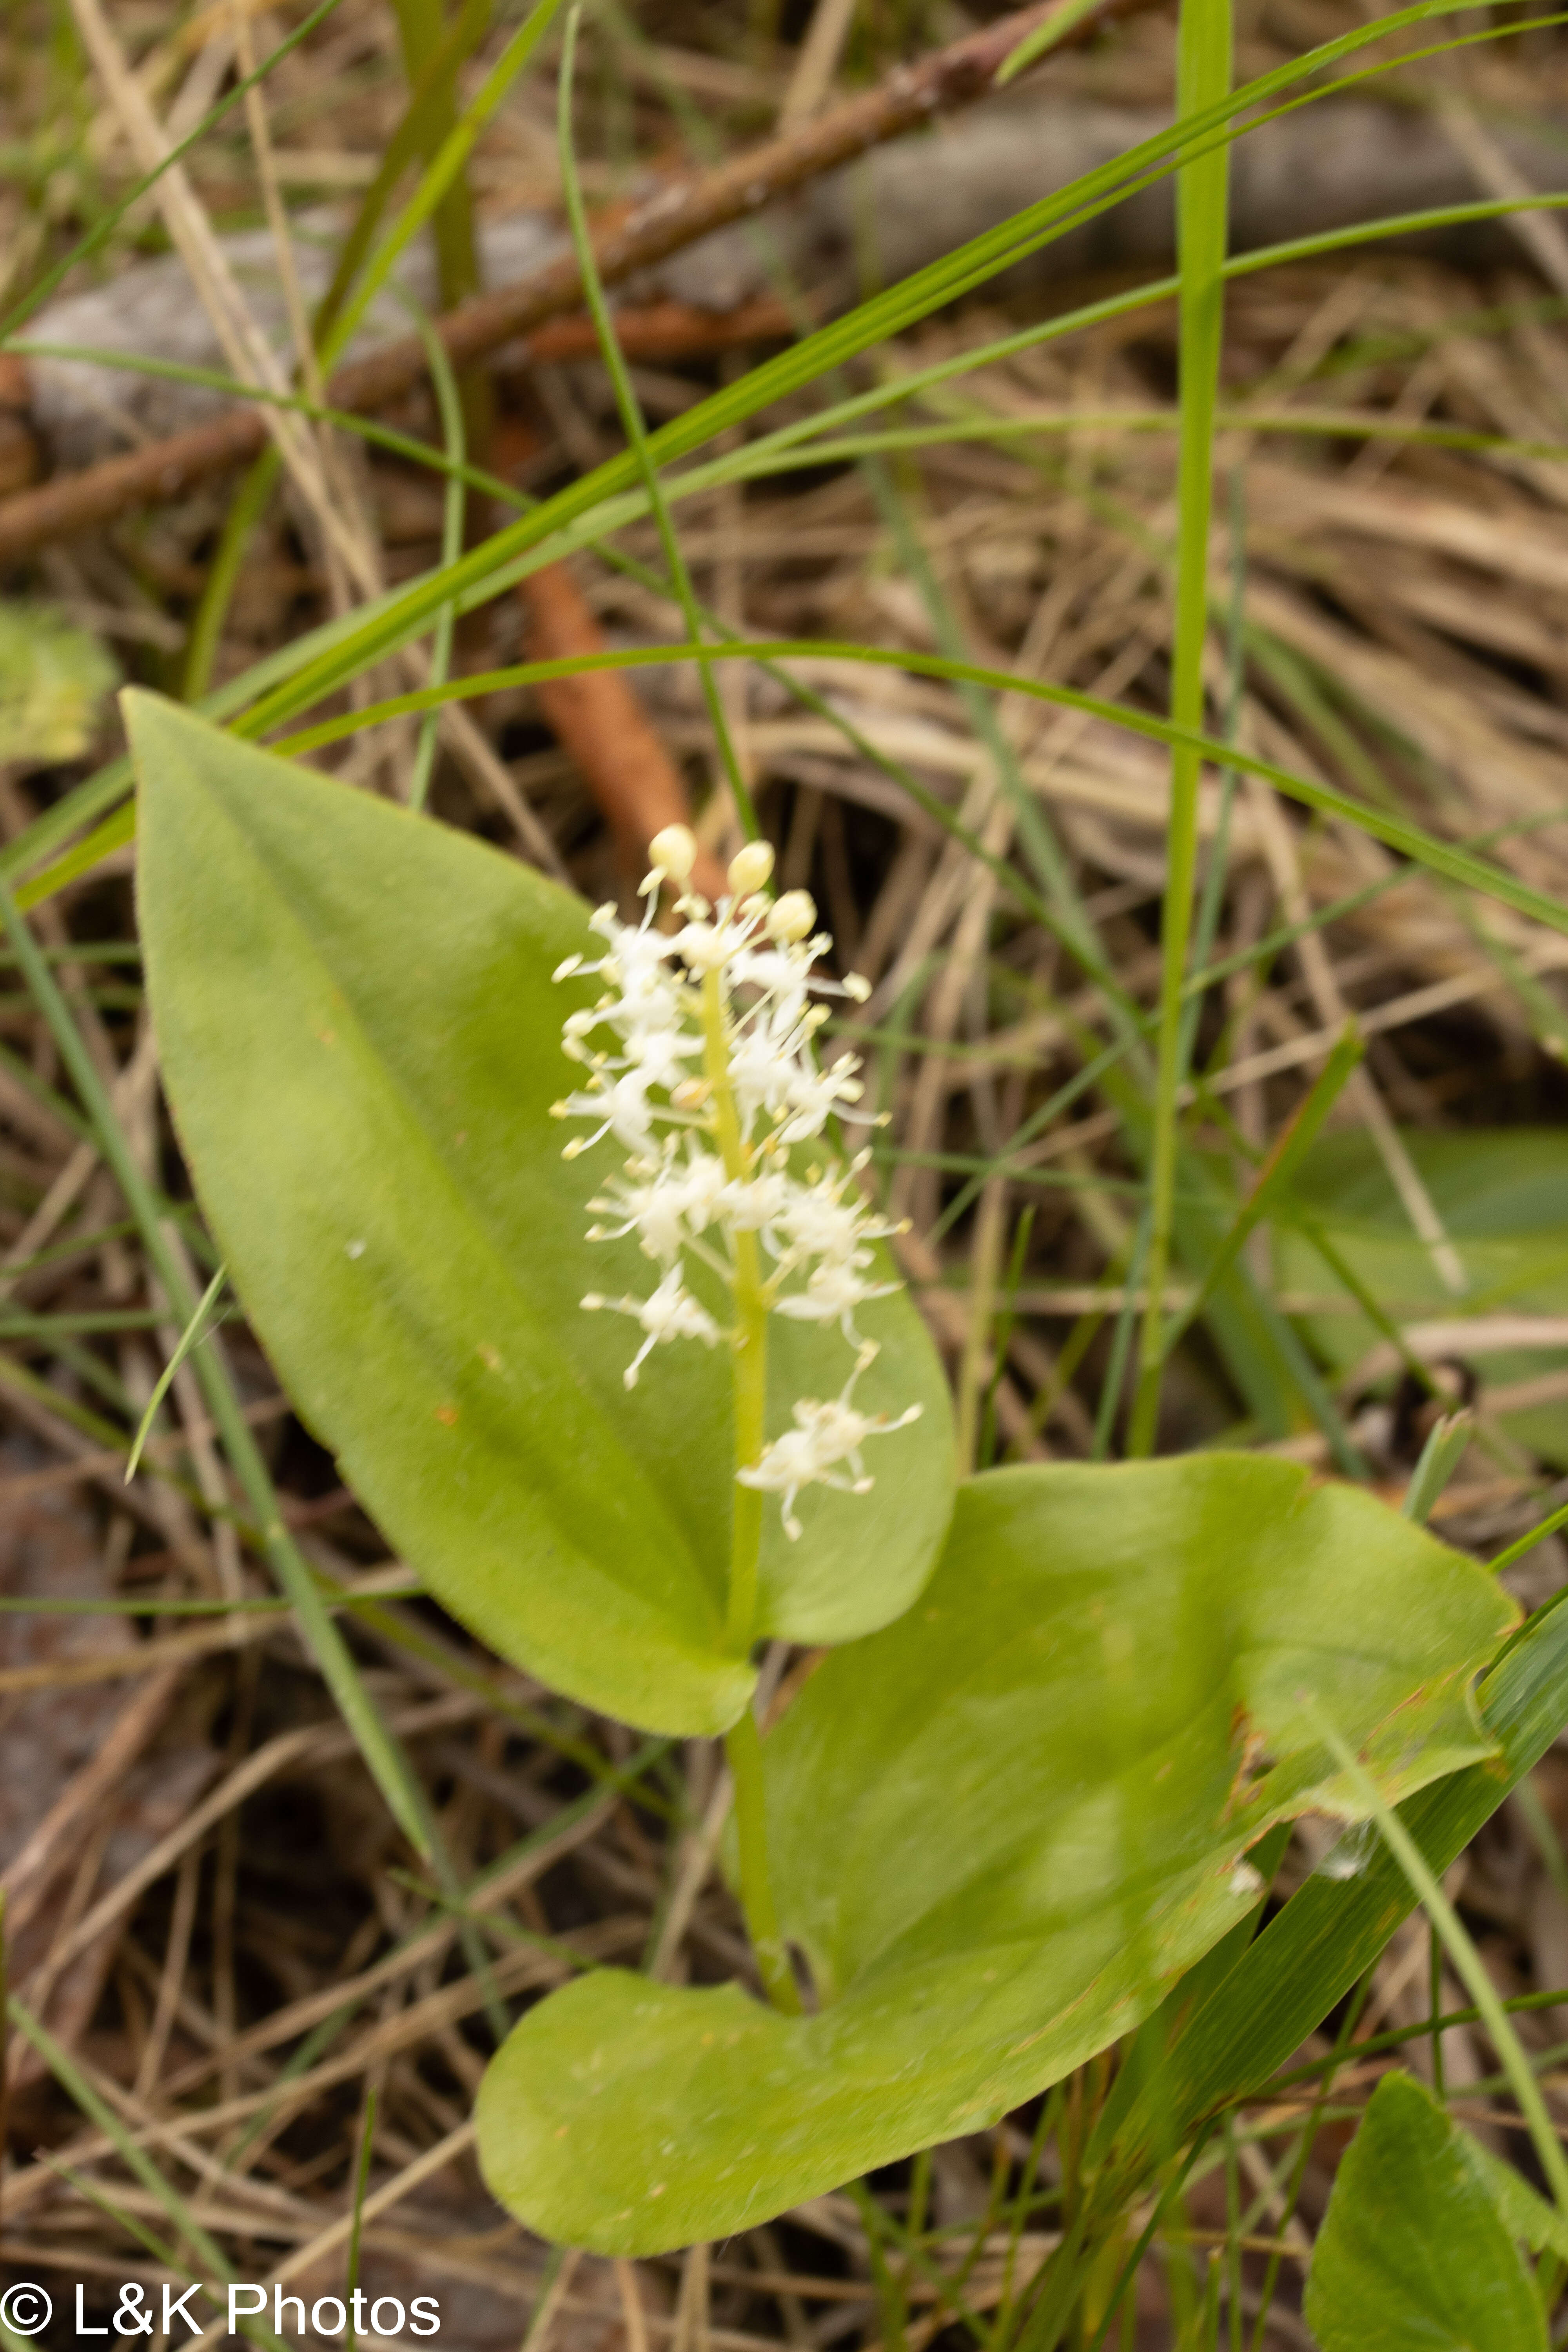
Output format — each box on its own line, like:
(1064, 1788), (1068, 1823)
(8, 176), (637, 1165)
(5, 0), (1568, 2344)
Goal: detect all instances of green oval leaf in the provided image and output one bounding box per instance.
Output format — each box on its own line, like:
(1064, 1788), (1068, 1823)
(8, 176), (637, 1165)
(1305, 2071), (1548, 2352)
(129, 691), (953, 1737)
(477, 1455), (1515, 2253)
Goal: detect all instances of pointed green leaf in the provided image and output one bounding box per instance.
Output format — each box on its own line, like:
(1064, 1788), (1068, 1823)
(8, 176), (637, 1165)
(1305, 2071), (1548, 2352)
(476, 1454), (1514, 2254)
(129, 693), (953, 1737)
(1471, 2134), (1568, 2266)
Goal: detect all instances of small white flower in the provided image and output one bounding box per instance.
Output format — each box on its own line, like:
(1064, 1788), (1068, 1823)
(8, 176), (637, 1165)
(673, 918), (737, 976)
(774, 1256), (898, 1352)
(776, 1051), (866, 1145)
(622, 1023), (699, 1090)
(728, 1013), (806, 1132)
(583, 1267), (722, 1388)
(590, 1147), (730, 1263)
(737, 1372), (922, 1539)
(770, 1161), (888, 1267)
(556, 1067), (662, 1156)
(714, 1167), (791, 1239)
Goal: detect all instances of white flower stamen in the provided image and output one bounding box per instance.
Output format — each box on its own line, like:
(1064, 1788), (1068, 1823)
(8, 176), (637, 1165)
(554, 846), (920, 1532)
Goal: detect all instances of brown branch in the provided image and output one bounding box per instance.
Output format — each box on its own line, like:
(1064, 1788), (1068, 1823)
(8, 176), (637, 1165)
(0, 299), (797, 562)
(480, 417), (726, 895)
(0, 0), (1160, 564)
(517, 559), (728, 903)
(338, 0), (1154, 397)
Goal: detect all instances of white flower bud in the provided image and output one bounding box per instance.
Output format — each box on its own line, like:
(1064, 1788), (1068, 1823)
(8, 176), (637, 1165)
(727, 840), (775, 897)
(768, 889), (817, 944)
(675, 920), (732, 974)
(647, 824), (697, 886)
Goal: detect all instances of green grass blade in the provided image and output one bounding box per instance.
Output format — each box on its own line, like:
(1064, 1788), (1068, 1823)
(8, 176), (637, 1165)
(1161, 1025), (1364, 1356)
(554, 0), (757, 835)
(0, 874), (434, 1858)
(182, 450), (281, 706)
(1129, 0), (1234, 1459)
(123, 1261), (228, 1482)
(997, 0), (1130, 83)
(1129, 1588), (1568, 2173)
(1489, 1498), (1568, 1580)
(266, 638), (1568, 942)
(320, 0), (493, 344)
(0, 0), (348, 345)
(8, 1998), (231, 2289)
(402, 296), (467, 813)
(225, 0), (1539, 732)
(388, 0), (488, 317)
(20, 173), (1568, 906)
(1401, 1411), (1474, 1525)
(1314, 1708), (1568, 2217)
(325, 0), (567, 371)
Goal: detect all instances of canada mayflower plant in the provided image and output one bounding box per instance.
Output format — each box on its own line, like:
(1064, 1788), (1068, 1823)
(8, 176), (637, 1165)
(552, 825), (921, 1543)
(132, 695), (1538, 2272)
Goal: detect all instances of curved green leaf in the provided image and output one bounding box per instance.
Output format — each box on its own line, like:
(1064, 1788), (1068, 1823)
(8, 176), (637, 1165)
(1305, 2071), (1548, 2352)
(130, 692), (953, 1737)
(476, 1455), (1514, 2253)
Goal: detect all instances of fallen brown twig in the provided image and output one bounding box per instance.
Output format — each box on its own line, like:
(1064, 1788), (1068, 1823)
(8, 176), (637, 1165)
(0, 0), (1158, 563)
(0, 299), (797, 562)
(517, 558), (730, 900)
(483, 416), (726, 893)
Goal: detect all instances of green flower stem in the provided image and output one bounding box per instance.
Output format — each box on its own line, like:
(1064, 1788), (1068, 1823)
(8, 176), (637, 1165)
(700, 965), (768, 1655)
(699, 963), (799, 2016)
(725, 1708), (801, 2017)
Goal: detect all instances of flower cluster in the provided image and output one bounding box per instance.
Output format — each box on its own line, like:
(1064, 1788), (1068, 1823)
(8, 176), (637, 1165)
(554, 826), (920, 1539)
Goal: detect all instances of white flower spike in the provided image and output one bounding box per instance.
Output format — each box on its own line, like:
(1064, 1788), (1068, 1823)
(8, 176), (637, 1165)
(554, 840), (919, 1537)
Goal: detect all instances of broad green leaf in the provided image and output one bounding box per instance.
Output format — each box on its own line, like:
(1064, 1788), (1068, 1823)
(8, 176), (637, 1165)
(1304, 2072), (1547, 2351)
(476, 1454), (1513, 2254)
(1274, 1129), (1568, 1465)
(130, 693), (953, 1737)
